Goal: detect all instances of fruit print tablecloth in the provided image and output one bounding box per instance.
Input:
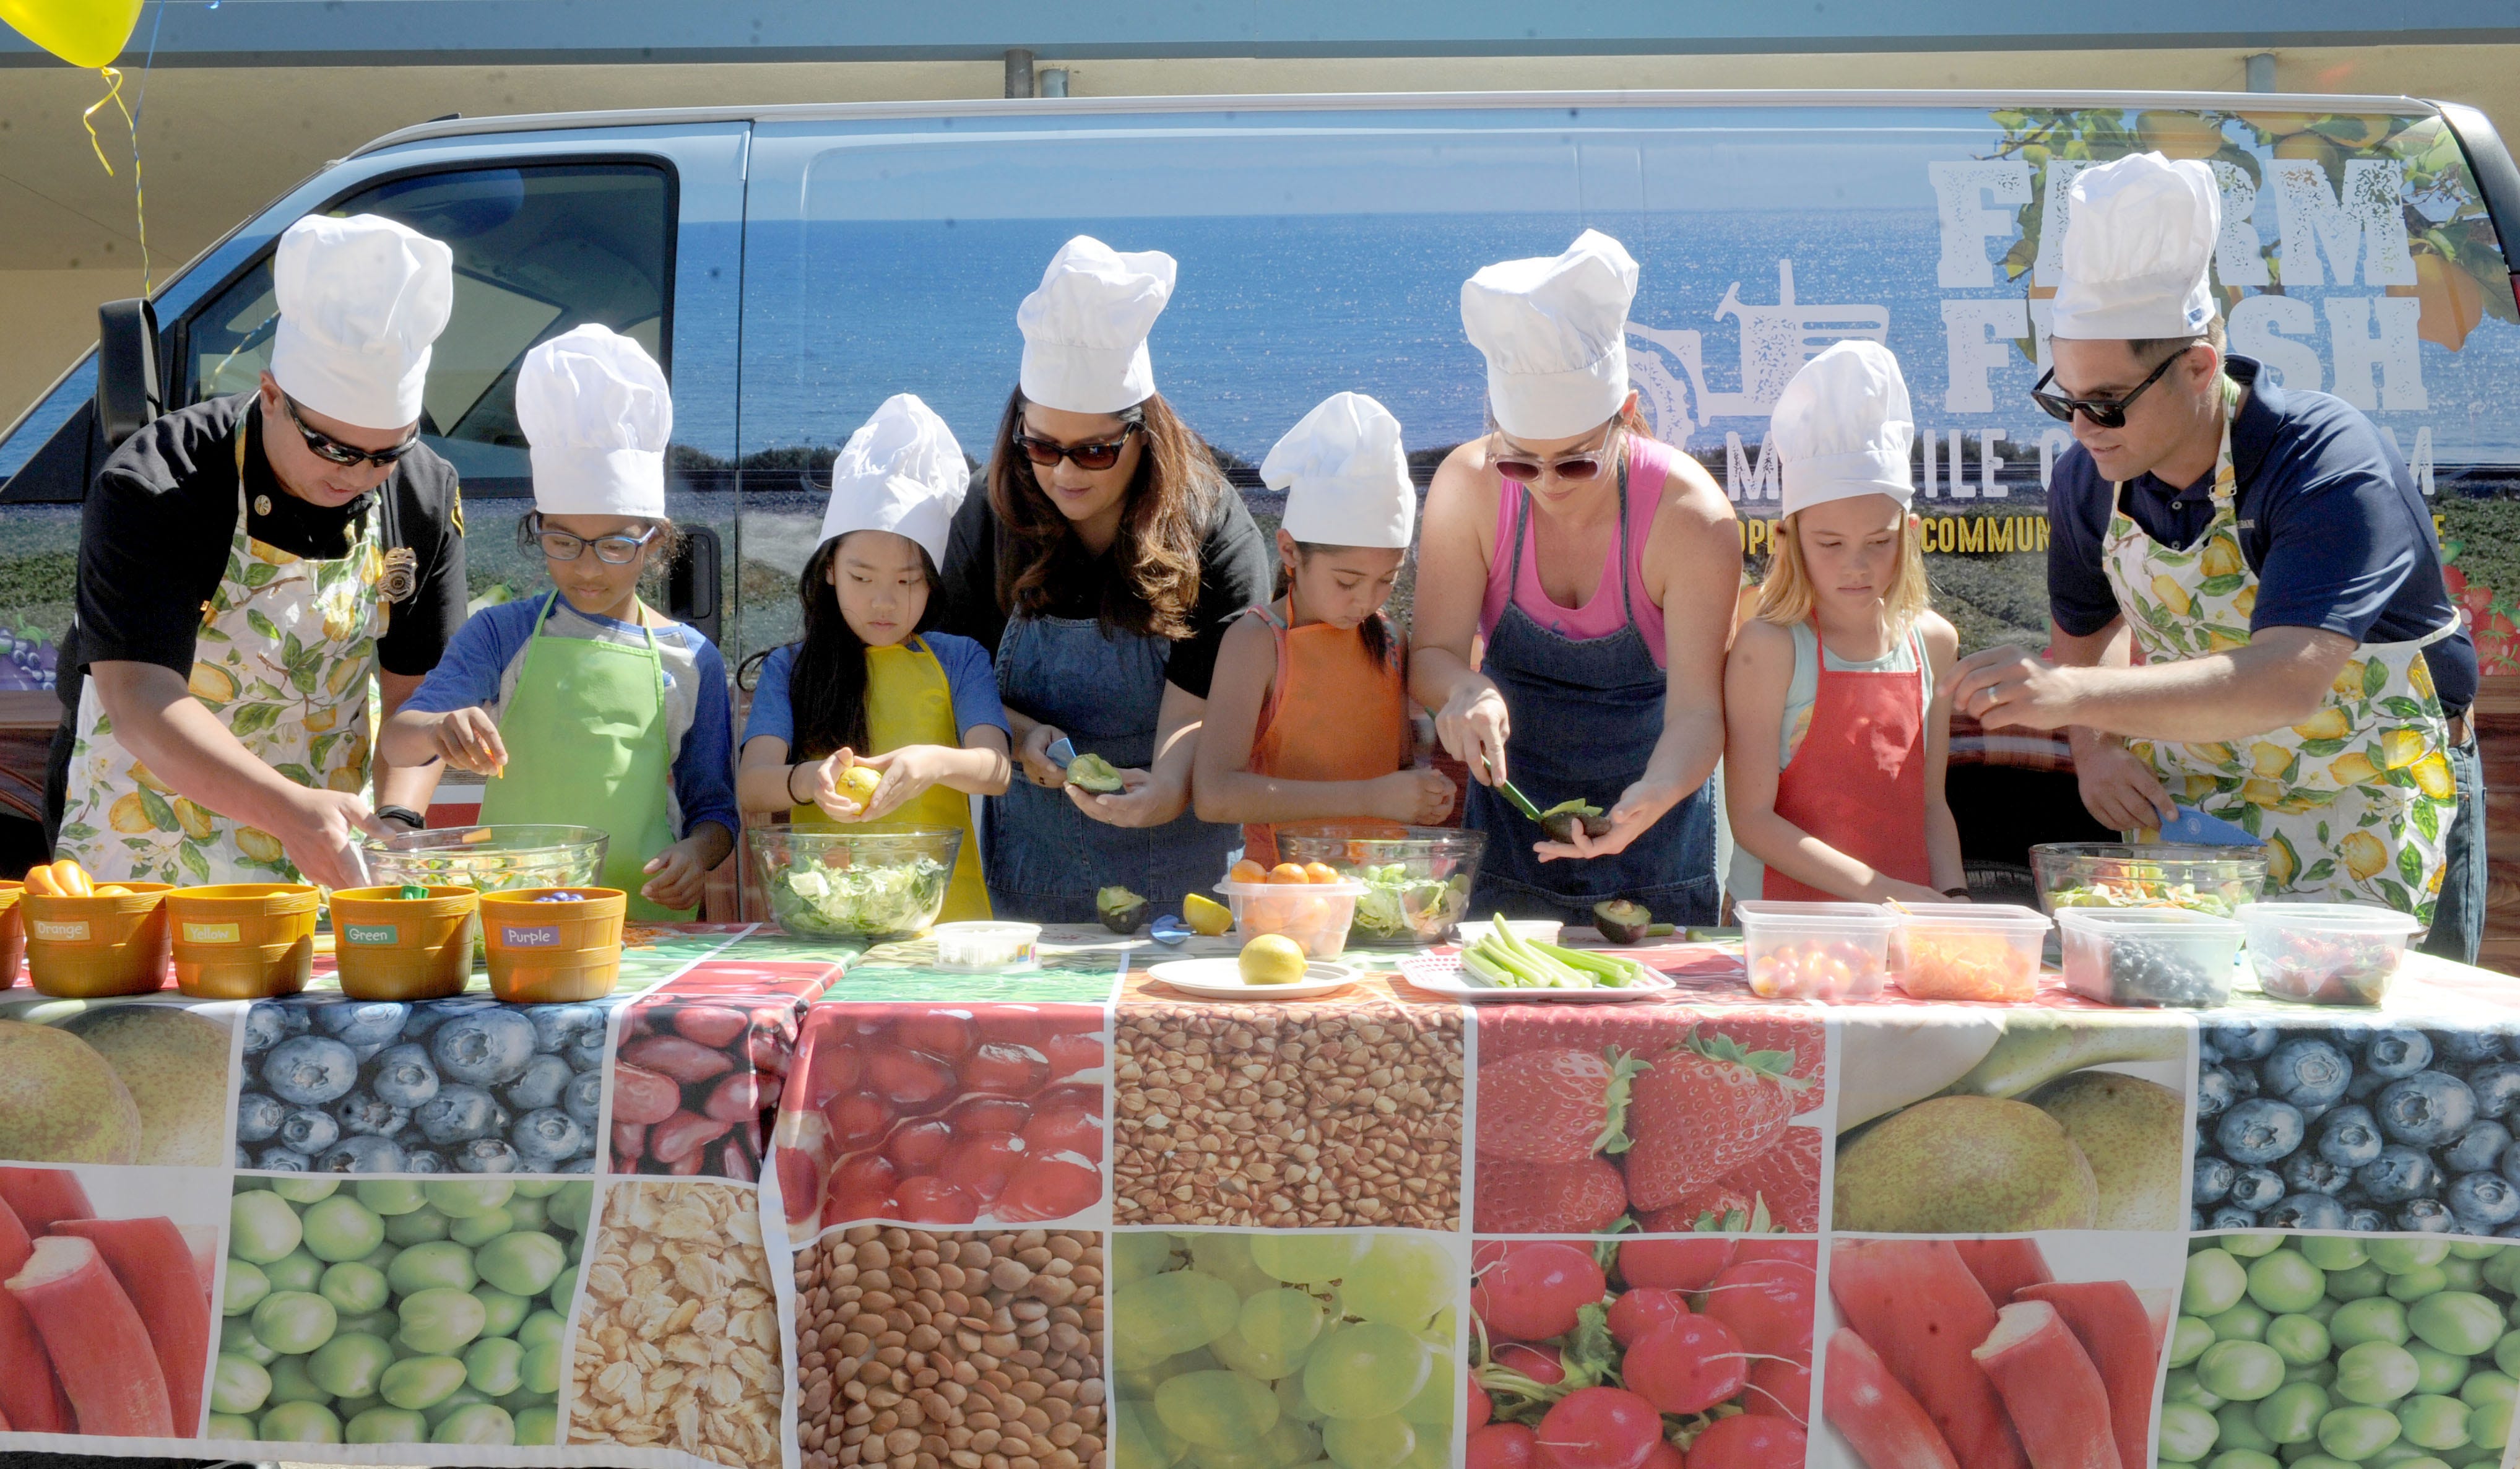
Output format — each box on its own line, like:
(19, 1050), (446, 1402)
(6, 924), (2520, 1469)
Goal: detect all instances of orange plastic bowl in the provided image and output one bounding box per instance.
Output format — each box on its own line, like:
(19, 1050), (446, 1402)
(24, 882), (174, 998)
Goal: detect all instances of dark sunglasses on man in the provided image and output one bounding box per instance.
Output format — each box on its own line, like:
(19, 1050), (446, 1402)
(279, 392), (423, 469)
(1013, 419), (1143, 472)
(2030, 343), (2198, 430)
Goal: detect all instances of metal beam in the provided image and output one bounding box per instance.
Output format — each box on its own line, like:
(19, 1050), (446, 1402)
(4, 0), (2517, 67)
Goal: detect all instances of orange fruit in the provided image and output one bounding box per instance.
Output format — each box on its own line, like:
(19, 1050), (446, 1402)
(1228, 859), (1268, 885)
(1302, 862), (1341, 885)
(1266, 863), (1310, 885)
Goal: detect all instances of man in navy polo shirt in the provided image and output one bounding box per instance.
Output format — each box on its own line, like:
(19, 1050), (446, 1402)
(1948, 151), (2482, 962)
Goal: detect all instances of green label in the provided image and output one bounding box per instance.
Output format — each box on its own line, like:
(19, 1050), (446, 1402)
(344, 923), (399, 946)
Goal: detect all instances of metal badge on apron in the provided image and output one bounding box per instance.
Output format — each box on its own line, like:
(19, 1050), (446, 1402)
(2102, 412), (2457, 921)
(58, 418), (383, 884)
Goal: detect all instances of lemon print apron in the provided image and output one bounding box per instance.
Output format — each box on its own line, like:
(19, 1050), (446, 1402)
(59, 422), (382, 885)
(479, 592), (685, 921)
(790, 639), (989, 923)
(2103, 410), (2457, 922)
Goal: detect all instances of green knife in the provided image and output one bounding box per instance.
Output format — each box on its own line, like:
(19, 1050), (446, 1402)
(1482, 755), (1547, 824)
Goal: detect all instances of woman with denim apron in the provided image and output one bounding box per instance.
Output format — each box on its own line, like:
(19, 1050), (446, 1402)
(1411, 231), (1744, 924)
(936, 236), (1270, 922)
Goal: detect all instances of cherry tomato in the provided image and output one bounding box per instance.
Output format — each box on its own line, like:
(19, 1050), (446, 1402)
(937, 1132), (1026, 1203)
(993, 1150), (1099, 1221)
(1619, 1237), (1735, 1293)
(1536, 1386), (1665, 1469)
(1682, 1411), (1805, 1468)
(1624, 1316), (1747, 1415)
(880, 1118), (955, 1177)
(1476, 1242), (1606, 1343)
(1607, 1288), (1691, 1346)
(1700, 1259), (1816, 1360)
(959, 1041), (1050, 1098)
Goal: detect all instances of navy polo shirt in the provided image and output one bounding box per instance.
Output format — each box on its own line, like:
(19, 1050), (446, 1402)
(2047, 355), (2476, 717)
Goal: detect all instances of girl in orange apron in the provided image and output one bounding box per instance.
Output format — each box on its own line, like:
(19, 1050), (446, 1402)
(1193, 393), (1452, 867)
(736, 395), (1009, 922)
(1723, 342), (1965, 905)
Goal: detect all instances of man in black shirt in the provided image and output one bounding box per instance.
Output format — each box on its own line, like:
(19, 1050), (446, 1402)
(46, 214), (466, 888)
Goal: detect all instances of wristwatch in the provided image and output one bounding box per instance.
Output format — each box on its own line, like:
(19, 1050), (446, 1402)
(375, 805), (426, 831)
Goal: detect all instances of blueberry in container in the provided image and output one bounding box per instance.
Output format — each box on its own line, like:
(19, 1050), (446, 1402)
(2056, 906), (2242, 1007)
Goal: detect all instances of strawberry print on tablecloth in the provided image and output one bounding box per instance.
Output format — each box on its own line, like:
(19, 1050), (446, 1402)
(1471, 1005), (1826, 1235)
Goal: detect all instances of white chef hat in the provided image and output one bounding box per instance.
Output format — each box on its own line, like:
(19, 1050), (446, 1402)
(2049, 152), (2221, 341)
(820, 394), (969, 567)
(1461, 229), (1640, 440)
(1016, 235), (1176, 414)
(516, 324), (672, 519)
(1264, 392), (1415, 550)
(268, 214), (454, 431)
(1770, 341), (1916, 516)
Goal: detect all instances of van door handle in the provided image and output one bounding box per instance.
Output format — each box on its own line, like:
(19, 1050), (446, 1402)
(667, 522), (722, 648)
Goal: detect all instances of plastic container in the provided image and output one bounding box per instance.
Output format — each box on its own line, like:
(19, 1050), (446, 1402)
(23, 882), (173, 998)
(0, 882), (22, 988)
(1736, 899), (1896, 1002)
(2238, 902), (2423, 1006)
(932, 921), (1042, 971)
(479, 887), (626, 1002)
(330, 885), (482, 1000)
(1213, 878), (1367, 960)
(2030, 842), (2266, 917)
(1455, 917), (1564, 948)
(363, 824), (610, 897)
(1272, 822), (1486, 945)
(750, 827), (961, 938)
(164, 883), (320, 999)
(1891, 903), (2050, 1003)
(2056, 907), (2244, 1007)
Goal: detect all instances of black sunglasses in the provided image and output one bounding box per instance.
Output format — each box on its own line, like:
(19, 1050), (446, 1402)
(2030, 345), (2196, 430)
(1013, 419), (1141, 472)
(280, 392), (422, 469)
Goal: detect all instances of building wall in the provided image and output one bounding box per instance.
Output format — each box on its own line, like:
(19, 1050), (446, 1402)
(4, 41), (2519, 427)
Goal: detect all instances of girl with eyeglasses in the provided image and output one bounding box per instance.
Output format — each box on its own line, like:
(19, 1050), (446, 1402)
(383, 326), (737, 919)
(932, 236), (1270, 922)
(734, 396), (1011, 922)
(1410, 231), (1741, 925)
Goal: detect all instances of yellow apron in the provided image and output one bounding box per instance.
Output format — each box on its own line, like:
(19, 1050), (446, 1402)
(2102, 408), (2457, 922)
(790, 638), (990, 922)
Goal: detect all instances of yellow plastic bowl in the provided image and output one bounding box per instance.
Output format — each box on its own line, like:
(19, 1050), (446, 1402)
(0, 882), (22, 989)
(329, 885), (482, 1000)
(24, 882), (174, 998)
(165, 882), (321, 999)
(480, 887), (626, 1002)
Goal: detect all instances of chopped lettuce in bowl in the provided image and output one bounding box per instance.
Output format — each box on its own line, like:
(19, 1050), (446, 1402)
(749, 827), (960, 937)
(1273, 824), (1486, 945)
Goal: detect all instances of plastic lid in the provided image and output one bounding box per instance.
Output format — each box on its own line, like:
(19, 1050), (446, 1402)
(1736, 899), (1898, 930)
(2055, 906), (2243, 934)
(1894, 903), (2051, 934)
(2235, 903), (2422, 934)
(1215, 880), (1368, 897)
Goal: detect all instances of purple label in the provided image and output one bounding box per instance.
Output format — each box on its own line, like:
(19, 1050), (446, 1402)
(501, 925), (561, 948)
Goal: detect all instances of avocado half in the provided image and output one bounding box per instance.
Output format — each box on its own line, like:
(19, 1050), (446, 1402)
(1097, 885), (1150, 934)
(1538, 798), (1611, 844)
(1593, 898), (1653, 945)
(1067, 753), (1126, 794)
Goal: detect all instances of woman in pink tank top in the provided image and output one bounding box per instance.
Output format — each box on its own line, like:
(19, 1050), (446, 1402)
(1414, 230), (1742, 922)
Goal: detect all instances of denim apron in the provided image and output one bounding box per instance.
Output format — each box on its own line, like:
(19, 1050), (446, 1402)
(1463, 452), (1718, 924)
(986, 613), (1242, 922)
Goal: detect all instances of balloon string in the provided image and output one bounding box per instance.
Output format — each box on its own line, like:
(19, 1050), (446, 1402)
(80, 65), (152, 296)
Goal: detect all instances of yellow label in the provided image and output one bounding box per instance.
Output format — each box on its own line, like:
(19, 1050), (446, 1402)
(181, 922), (241, 945)
(32, 920), (92, 942)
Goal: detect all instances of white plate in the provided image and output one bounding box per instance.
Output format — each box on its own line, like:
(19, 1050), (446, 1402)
(1396, 950), (1675, 1003)
(1146, 958), (1360, 999)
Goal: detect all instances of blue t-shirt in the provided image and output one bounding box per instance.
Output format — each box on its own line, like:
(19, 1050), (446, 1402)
(2047, 355), (2476, 716)
(742, 633), (1011, 753)
(405, 596), (739, 841)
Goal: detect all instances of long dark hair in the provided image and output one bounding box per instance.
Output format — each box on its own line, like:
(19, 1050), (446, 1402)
(1270, 542), (1396, 667)
(737, 534), (944, 761)
(985, 388), (1226, 639)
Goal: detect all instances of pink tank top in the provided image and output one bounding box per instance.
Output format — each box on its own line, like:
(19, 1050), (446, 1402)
(1479, 435), (1672, 668)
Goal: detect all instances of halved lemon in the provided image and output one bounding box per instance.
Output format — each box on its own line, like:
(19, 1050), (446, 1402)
(1183, 892), (1232, 937)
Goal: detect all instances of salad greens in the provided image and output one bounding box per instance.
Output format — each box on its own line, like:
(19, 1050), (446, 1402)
(1351, 863), (1470, 942)
(773, 856), (950, 936)
(2050, 879), (2243, 917)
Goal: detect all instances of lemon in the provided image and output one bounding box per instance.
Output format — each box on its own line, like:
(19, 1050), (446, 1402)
(1239, 934), (1309, 986)
(839, 763), (882, 804)
(1183, 893), (1232, 937)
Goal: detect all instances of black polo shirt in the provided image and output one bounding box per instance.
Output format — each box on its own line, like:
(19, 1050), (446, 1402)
(2047, 355), (2476, 717)
(60, 392), (467, 710)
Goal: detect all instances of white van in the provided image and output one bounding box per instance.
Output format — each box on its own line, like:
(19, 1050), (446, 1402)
(3, 89), (2514, 909)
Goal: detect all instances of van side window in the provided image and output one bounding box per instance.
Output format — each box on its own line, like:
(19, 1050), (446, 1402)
(183, 163), (672, 493)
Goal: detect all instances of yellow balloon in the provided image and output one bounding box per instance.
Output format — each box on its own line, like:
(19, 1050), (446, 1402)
(0, 0), (142, 68)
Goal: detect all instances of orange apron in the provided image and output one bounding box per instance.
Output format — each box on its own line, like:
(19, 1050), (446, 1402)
(1763, 619), (1934, 903)
(1240, 599), (1409, 867)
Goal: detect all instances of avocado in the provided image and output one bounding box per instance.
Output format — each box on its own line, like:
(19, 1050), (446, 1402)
(1593, 898), (1653, 944)
(1538, 798), (1611, 844)
(1067, 753), (1126, 794)
(1097, 885), (1150, 934)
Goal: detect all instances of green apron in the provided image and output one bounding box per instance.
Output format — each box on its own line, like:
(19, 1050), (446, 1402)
(477, 591), (686, 921)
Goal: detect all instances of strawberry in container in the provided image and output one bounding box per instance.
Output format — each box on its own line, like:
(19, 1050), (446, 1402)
(773, 1002), (1109, 1234)
(607, 995), (802, 1181)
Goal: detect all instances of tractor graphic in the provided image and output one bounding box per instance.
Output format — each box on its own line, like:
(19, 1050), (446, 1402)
(1624, 260), (1890, 446)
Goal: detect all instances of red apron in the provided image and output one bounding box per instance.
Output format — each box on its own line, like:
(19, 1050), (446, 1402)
(1764, 620), (1933, 903)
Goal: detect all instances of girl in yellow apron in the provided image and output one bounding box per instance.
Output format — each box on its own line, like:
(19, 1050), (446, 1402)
(379, 326), (738, 920)
(736, 394), (1010, 921)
